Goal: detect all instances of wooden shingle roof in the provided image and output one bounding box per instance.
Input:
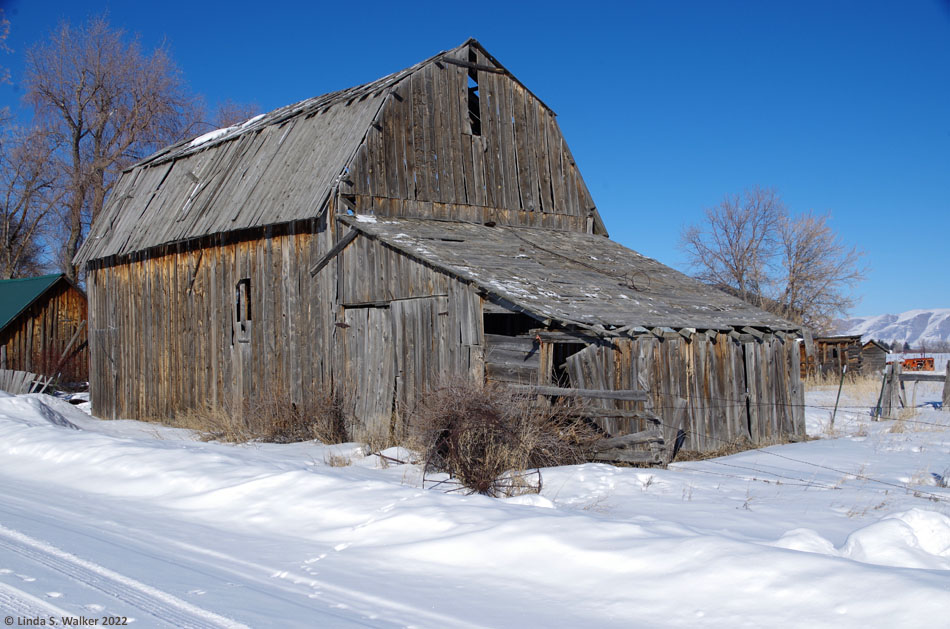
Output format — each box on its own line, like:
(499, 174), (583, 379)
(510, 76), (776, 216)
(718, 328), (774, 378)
(341, 216), (799, 332)
(76, 39), (528, 266)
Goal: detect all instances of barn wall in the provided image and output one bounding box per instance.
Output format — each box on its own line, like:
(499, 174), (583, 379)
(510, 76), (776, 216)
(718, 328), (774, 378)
(345, 46), (599, 232)
(87, 218), (337, 422)
(0, 280), (88, 382)
(561, 333), (805, 450)
(86, 222), (483, 434)
(338, 234), (484, 419)
(861, 346), (887, 375)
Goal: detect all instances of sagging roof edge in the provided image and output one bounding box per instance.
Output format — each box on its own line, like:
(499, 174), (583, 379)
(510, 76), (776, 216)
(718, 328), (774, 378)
(339, 216), (802, 339)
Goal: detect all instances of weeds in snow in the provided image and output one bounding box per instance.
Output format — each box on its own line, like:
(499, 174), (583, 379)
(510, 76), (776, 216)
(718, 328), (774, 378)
(406, 380), (602, 497)
(169, 388), (348, 444)
(323, 452), (352, 467)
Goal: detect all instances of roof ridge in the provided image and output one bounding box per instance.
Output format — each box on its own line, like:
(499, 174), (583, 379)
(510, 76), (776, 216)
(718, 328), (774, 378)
(0, 273), (63, 284)
(134, 40), (481, 170)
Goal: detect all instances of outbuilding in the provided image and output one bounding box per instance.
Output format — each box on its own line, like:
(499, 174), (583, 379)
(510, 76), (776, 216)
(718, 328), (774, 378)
(0, 274), (88, 383)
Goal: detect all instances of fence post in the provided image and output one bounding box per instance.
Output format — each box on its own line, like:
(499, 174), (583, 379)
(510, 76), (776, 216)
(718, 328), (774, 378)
(943, 362), (950, 411)
(881, 362), (902, 420)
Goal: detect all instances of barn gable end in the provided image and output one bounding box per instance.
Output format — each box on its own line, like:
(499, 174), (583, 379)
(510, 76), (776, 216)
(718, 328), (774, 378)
(77, 40), (805, 456)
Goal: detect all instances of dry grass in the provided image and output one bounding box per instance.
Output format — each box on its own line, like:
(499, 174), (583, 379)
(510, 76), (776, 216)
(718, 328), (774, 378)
(323, 452), (353, 467)
(406, 380), (602, 496)
(170, 388), (348, 444)
(804, 372), (884, 399)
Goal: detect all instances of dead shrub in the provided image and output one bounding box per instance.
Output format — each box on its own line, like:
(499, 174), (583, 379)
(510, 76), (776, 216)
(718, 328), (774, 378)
(407, 380), (602, 496)
(171, 387), (348, 444)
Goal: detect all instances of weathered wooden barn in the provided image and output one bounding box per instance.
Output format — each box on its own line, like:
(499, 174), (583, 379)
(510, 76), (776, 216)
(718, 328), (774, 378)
(0, 274), (88, 383)
(801, 335), (863, 378)
(76, 39), (805, 452)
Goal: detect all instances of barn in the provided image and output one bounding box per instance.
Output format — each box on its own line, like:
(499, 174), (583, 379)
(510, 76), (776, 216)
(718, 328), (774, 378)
(75, 39), (805, 455)
(0, 273), (88, 384)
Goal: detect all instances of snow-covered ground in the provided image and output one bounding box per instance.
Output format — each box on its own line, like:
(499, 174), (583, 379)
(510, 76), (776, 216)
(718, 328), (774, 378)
(1, 384), (949, 628)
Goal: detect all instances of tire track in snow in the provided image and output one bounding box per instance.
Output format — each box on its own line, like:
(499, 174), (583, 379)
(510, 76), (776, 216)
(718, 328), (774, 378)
(0, 524), (248, 629)
(0, 580), (70, 619)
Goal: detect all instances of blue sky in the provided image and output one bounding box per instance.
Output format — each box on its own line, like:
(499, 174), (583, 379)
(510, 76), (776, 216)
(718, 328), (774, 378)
(1, 0), (947, 316)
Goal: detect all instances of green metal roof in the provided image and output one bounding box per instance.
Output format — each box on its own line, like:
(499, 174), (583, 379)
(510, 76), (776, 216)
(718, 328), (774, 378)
(0, 274), (64, 333)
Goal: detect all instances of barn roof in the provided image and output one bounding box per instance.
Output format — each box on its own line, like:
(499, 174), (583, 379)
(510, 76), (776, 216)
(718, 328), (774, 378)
(75, 39), (539, 267)
(0, 274), (66, 333)
(341, 216), (799, 332)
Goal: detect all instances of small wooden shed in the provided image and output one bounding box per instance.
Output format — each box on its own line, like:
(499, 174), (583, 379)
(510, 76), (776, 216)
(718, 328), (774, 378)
(0, 274), (88, 383)
(801, 335), (863, 378)
(76, 40), (805, 452)
(861, 340), (888, 375)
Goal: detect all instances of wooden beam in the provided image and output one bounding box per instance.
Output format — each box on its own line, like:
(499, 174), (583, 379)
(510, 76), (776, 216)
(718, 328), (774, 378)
(900, 372), (946, 383)
(50, 320), (87, 376)
(590, 429), (664, 451)
(440, 58), (506, 74)
(573, 408), (660, 422)
(508, 384), (647, 401)
(309, 230), (358, 277)
(589, 449), (661, 465)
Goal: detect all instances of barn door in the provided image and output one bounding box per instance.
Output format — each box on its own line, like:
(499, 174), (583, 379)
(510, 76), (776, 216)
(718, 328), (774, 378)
(391, 296), (450, 415)
(340, 306), (395, 435)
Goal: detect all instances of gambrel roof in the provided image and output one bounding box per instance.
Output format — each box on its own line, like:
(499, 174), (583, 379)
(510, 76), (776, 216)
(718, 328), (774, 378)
(75, 39), (570, 266)
(341, 216), (799, 332)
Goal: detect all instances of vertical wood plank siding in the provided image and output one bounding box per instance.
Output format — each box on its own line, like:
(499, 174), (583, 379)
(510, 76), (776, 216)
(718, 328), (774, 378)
(344, 49), (599, 232)
(86, 223), (484, 433)
(0, 280), (88, 382)
(560, 334), (804, 449)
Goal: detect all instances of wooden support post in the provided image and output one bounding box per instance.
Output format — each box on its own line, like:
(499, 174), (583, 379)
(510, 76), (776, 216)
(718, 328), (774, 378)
(51, 320), (87, 377)
(881, 362), (902, 420)
(0, 345), (5, 370)
(943, 362), (950, 411)
(872, 368), (887, 420)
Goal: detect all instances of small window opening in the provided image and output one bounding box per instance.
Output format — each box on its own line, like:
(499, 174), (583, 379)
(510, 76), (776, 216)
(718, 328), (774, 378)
(234, 278), (251, 344)
(467, 49), (482, 136)
(483, 311), (537, 336)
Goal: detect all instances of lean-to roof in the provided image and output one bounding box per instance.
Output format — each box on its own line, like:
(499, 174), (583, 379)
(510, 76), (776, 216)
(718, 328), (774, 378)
(341, 216), (799, 332)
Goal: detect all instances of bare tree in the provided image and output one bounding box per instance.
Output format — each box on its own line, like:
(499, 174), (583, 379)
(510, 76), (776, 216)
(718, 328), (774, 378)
(680, 187), (784, 309)
(0, 124), (62, 278)
(776, 212), (865, 329)
(211, 99), (260, 129)
(24, 16), (200, 281)
(680, 187), (866, 331)
(0, 9), (10, 86)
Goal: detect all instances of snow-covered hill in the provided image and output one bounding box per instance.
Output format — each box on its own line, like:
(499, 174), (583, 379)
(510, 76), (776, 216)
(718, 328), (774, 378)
(836, 308), (950, 346)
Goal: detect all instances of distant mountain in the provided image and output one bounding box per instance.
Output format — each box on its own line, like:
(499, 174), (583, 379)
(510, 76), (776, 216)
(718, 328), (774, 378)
(835, 309), (950, 347)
